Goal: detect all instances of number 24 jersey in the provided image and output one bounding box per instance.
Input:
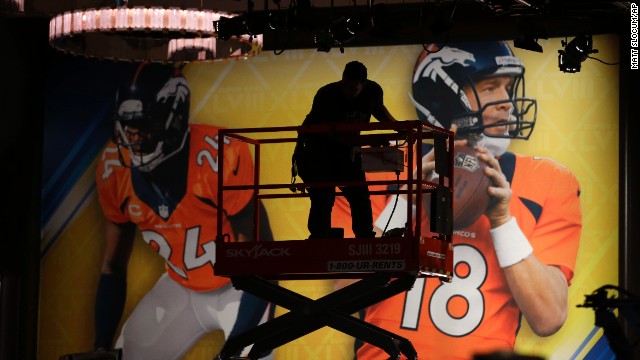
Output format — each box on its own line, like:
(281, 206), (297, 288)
(96, 124), (254, 292)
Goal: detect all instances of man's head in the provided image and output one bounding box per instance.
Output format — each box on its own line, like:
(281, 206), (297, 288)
(113, 63), (191, 172)
(410, 41), (537, 156)
(341, 61), (368, 98)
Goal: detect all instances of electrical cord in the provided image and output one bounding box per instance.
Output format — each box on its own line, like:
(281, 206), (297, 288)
(587, 55), (619, 66)
(381, 171), (402, 237)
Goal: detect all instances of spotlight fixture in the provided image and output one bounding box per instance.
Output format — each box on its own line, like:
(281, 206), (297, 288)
(213, 11), (275, 41)
(514, 36), (543, 53)
(558, 35), (598, 73)
(266, 10), (286, 31)
(314, 29), (335, 52)
(331, 16), (363, 44)
(214, 16), (249, 41)
(314, 16), (363, 53)
(49, 5), (262, 63)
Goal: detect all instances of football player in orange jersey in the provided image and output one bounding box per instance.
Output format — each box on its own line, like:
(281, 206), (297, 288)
(335, 41), (582, 359)
(93, 63), (274, 359)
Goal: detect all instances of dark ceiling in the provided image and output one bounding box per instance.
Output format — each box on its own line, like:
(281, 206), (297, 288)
(265, 0), (632, 50)
(243, 0), (632, 51)
(1, 0), (633, 50)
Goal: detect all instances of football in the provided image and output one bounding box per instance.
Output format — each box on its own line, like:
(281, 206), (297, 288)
(424, 146), (491, 230)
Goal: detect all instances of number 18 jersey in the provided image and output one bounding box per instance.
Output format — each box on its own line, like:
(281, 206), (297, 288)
(356, 152), (582, 359)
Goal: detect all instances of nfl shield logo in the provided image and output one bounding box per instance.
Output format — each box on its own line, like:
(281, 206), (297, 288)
(159, 205), (169, 219)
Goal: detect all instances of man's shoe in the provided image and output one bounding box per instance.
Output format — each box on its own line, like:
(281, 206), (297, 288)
(356, 231), (377, 239)
(329, 227), (345, 238)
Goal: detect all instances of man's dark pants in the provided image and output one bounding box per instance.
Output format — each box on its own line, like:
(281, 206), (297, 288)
(296, 144), (374, 239)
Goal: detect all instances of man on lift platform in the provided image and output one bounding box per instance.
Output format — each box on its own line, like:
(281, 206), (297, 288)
(294, 61), (399, 240)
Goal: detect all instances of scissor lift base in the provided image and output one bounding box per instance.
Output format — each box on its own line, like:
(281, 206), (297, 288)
(216, 272), (419, 360)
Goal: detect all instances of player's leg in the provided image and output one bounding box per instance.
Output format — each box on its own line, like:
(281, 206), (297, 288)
(224, 291), (275, 359)
(191, 284), (274, 359)
(114, 273), (209, 360)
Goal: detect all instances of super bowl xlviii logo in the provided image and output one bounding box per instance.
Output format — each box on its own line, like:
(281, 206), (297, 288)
(454, 152), (480, 172)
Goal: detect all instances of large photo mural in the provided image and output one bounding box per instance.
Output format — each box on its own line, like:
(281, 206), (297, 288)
(39, 34), (619, 360)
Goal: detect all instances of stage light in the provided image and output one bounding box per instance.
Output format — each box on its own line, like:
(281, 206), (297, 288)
(314, 30), (334, 52)
(266, 10), (287, 31)
(213, 11), (274, 42)
(314, 16), (363, 53)
(331, 16), (363, 44)
(214, 15), (250, 41)
(558, 35), (598, 73)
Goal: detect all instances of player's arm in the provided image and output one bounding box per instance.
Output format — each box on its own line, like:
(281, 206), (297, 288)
(503, 254), (568, 336)
(478, 146), (569, 336)
(223, 136), (274, 243)
(94, 220), (136, 350)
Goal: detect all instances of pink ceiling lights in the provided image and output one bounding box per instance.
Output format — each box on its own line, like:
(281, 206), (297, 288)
(48, 7), (262, 62)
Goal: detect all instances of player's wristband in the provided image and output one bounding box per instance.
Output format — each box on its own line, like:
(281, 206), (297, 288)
(374, 195), (416, 231)
(490, 217), (533, 268)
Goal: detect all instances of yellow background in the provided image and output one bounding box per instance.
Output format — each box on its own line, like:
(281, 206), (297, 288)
(39, 35), (619, 360)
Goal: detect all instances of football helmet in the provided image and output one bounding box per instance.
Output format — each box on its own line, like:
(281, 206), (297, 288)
(410, 41), (537, 141)
(113, 63), (190, 172)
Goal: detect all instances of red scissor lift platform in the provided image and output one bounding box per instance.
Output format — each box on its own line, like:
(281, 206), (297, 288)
(214, 120), (455, 360)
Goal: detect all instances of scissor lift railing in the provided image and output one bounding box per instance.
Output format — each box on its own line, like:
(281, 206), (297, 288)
(214, 120), (454, 360)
